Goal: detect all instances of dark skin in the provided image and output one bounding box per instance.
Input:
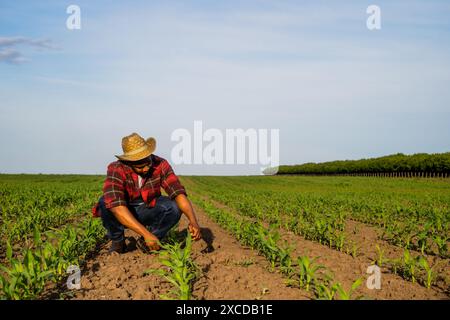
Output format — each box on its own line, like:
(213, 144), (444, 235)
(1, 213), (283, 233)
(110, 158), (201, 251)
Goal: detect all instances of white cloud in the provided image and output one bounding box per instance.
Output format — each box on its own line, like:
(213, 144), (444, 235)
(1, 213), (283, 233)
(0, 36), (58, 64)
(0, 48), (29, 64)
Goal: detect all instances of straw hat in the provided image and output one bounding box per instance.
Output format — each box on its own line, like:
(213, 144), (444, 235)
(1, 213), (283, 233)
(115, 133), (156, 162)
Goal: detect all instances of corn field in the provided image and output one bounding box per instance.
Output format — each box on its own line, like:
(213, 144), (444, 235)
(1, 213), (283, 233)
(0, 175), (105, 299)
(1, 174), (449, 300)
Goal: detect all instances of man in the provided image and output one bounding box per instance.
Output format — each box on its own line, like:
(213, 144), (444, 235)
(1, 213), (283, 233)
(92, 132), (201, 253)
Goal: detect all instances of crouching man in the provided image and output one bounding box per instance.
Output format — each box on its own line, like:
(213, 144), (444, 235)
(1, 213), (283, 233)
(92, 133), (201, 253)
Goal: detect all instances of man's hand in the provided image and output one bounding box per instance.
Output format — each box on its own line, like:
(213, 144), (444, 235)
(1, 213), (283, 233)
(110, 205), (161, 251)
(144, 234), (161, 251)
(175, 194), (202, 241)
(188, 222), (201, 241)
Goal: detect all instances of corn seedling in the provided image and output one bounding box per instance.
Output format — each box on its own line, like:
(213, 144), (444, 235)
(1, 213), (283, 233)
(314, 282), (338, 300)
(296, 256), (324, 291)
(144, 234), (198, 300)
(417, 257), (435, 289)
(334, 278), (363, 300)
(433, 235), (449, 258)
(0, 220), (103, 300)
(374, 245), (385, 267)
(312, 273), (336, 300)
(394, 249), (420, 284)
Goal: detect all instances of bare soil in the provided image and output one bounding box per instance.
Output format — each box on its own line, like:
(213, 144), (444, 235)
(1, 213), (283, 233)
(71, 203), (311, 300)
(69, 195), (449, 300)
(200, 195), (449, 300)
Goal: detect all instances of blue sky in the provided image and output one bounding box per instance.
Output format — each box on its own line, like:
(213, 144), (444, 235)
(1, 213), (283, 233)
(1, 0), (449, 175)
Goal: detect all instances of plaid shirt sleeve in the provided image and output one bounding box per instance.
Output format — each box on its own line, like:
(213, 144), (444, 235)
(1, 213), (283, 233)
(103, 163), (127, 209)
(160, 159), (187, 199)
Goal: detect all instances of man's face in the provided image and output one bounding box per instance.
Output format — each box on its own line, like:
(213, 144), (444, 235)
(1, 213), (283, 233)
(128, 157), (152, 176)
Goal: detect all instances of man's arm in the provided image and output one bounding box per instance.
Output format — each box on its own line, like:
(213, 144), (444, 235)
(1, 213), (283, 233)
(159, 158), (201, 240)
(110, 206), (160, 250)
(175, 194), (201, 241)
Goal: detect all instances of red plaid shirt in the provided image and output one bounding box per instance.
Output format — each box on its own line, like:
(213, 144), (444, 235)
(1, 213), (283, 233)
(92, 155), (186, 217)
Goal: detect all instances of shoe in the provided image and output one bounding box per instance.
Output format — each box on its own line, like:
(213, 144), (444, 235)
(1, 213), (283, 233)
(109, 239), (126, 254)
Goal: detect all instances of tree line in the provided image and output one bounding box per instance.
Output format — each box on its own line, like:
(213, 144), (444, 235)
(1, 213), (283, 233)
(271, 152), (450, 177)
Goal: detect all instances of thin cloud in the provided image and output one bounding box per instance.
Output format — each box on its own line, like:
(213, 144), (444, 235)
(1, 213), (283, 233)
(0, 36), (58, 64)
(0, 37), (25, 47)
(0, 48), (29, 64)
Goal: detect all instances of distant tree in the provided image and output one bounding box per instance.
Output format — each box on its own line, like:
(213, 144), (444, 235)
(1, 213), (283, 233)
(275, 152), (450, 175)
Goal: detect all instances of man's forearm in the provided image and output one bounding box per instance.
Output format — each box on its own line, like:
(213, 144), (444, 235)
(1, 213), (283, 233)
(110, 205), (155, 240)
(175, 194), (199, 225)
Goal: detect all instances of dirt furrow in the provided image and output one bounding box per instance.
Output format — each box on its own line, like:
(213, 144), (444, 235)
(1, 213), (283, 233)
(71, 203), (310, 300)
(195, 194), (449, 300)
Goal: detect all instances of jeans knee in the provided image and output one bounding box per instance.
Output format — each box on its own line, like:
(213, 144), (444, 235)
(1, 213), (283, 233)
(169, 200), (181, 219)
(157, 196), (179, 213)
(161, 199), (181, 223)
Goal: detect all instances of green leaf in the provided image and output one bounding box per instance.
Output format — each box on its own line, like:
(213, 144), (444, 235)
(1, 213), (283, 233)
(6, 241), (13, 262)
(351, 278), (363, 291)
(33, 227), (41, 245)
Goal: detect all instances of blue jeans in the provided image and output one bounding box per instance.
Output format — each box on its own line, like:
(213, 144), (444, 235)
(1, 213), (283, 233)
(98, 195), (182, 242)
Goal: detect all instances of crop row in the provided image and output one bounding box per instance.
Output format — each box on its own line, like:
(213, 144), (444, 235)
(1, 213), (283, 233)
(0, 175), (105, 300)
(0, 176), (103, 243)
(191, 194), (365, 300)
(0, 219), (104, 299)
(186, 177), (449, 258)
(184, 177), (449, 291)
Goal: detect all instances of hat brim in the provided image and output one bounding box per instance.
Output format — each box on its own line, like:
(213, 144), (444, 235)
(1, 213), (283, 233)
(115, 149), (152, 162)
(115, 137), (156, 162)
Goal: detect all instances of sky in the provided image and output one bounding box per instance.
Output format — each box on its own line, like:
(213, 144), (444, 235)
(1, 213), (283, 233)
(1, 0), (449, 175)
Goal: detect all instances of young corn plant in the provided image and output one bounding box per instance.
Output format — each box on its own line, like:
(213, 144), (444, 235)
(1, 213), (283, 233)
(314, 282), (338, 300)
(255, 224), (282, 272)
(432, 235), (449, 258)
(415, 226), (431, 255)
(334, 278), (363, 300)
(395, 249), (419, 284)
(313, 274), (363, 300)
(295, 256), (325, 292)
(144, 234), (198, 300)
(334, 232), (346, 252)
(0, 240), (53, 300)
(399, 228), (414, 250)
(350, 242), (359, 258)
(0, 219), (104, 300)
(417, 257), (435, 289)
(374, 245), (385, 267)
(278, 247), (294, 277)
(382, 221), (400, 244)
